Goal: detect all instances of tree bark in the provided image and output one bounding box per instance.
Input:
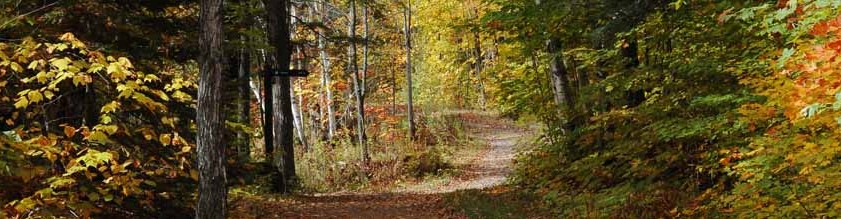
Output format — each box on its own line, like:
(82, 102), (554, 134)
(238, 35), (252, 162)
(317, 1), (336, 141)
(348, 0), (368, 161)
(361, 0), (371, 161)
(264, 0), (296, 193)
(470, 6), (486, 111)
(362, 0), (370, 99)
(404, 1), (415, 140)
(290, 4), (309, 151)
(197, 0), (226, 217)
(547, 38), (575, 131)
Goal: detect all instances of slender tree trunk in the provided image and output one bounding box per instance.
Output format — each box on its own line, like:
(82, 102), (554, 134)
(404, 1), (415, 140)
(348, 0), (368, 161)
(362, 0), (369, 98)
(197, 0), (226, 217)
(470, 7), (486, 111)
(264, 0), (296, 193)
(290, 79), (308, 150)
(238, 36), (252, 162)
(317, 1), (336, 141)
(290, 4), (309, 151)
(361, 0), (371, 162)
(251, 79), (263, 112)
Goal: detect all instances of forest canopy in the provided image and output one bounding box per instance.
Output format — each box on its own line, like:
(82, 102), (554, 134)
(1, 0), (841, 218)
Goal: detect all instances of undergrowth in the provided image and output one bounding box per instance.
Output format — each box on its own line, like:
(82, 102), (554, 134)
(293, 111), (477, 193)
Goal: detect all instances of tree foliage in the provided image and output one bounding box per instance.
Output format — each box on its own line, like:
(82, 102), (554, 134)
(0, 33), (197, 217)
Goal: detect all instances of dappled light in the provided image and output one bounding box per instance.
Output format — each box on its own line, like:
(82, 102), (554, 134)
(1, 0), (840, 218)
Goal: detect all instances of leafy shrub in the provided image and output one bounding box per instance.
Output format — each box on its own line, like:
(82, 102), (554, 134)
(0, 34), (197, 217)
(402, 147), (451, 178)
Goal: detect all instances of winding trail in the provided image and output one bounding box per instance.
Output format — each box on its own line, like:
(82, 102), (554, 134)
(232, 111), (532, 218)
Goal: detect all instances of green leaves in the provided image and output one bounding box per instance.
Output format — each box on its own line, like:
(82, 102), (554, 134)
(672, 0), (685, 10)
(777, 48), (795, 69)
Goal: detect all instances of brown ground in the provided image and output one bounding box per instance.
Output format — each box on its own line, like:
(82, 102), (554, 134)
(230, 111), (533, 219)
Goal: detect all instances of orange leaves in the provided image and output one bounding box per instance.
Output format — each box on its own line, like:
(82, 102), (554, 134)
(810, 15), (841, 36)
(771, 14), (841, 120)
(64, 125), (76, 138)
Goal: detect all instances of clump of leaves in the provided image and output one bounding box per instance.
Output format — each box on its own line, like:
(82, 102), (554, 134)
(0, 34), (197, 217)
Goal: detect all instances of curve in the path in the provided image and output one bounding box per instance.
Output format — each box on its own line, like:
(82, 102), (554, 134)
(233, 112), (531, 219)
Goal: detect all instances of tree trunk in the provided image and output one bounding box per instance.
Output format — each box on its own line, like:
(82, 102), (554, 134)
(348, 0), (368, 161)
(290, 79), (307, 150)
(264, 0), (296, 193)
(404, 1), (415, 140)
(238, 36), (252, 162)
(290, 4), (309, 151)
(362, 0), (370, 99)
(547, 38), (575, 131)
(197, 0), (226, 217)
(317, 1), (336, 141)
(470, 7), (486, 111)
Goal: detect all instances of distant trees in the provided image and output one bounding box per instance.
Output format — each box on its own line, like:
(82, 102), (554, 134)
(0, 0), (450, 217)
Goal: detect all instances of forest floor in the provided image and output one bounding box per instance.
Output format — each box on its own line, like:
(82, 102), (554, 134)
(229, 111), (547, 218)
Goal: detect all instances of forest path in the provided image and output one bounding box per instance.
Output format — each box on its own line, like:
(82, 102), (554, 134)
(231, 111), (533, 218)
(397, 110), (532, 194)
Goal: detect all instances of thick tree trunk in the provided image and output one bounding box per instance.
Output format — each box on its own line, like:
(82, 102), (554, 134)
(547, 38), (575, 131)
(264, 0), (296, 193)
(197, 0), (226, 217)
(404, 2), (415, 140)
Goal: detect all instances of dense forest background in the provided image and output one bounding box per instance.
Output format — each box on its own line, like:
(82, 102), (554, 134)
(1, 0), (841, 218)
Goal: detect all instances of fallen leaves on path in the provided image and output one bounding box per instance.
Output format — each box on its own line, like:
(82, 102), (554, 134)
(230, 111), (535, 219)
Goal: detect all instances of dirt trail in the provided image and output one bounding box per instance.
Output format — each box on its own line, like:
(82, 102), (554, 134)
(399, 111), (530, 194)
(234, 111), (531, 218)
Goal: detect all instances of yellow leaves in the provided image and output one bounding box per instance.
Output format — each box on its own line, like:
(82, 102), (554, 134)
(14, 97), (28, 108)
(159, 134), (172, 145)
(12, 197), (37, 213)
(106, 57), (134, 82)
(161, 117), (176, 127)
(43, 90), (55, 100)
(95, 124), (119, 135)
(50, 57), (70, 70)
(143, 73), (160, 82)
(9, 61), (22, 72)
(27, 60), (40, 70)
(117, 57), (133, 68)
(87, 131), (109, 143)
(27, 90), (43, 103)
(0, 34), (198, 216)
(72, 74), (92, 86)
(189, 169), (199, 180)
(101, 101), (120, 114)
(59, 32), (77, 42)
(171, 90), (192, 102)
